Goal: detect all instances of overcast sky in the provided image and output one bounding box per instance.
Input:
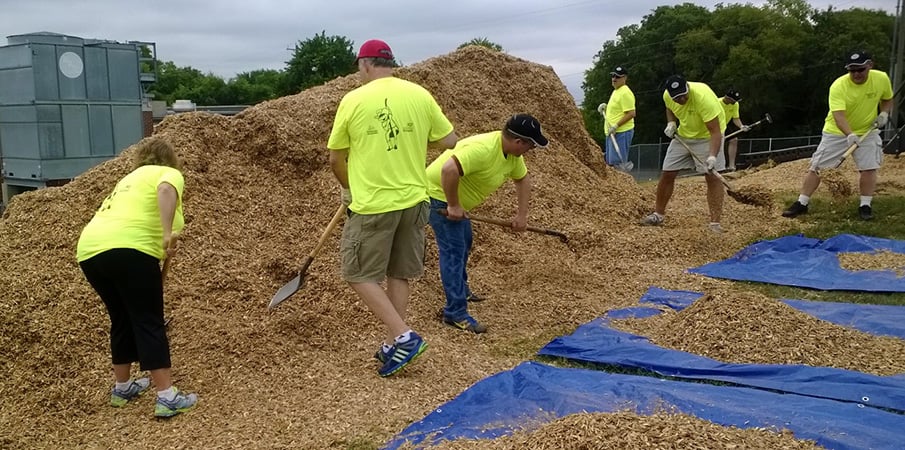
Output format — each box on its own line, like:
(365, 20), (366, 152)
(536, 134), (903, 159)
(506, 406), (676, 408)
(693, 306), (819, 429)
(0, 0), (896, 104)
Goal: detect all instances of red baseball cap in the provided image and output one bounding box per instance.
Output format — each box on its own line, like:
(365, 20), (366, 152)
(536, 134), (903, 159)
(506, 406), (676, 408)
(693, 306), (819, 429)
(357, 39), (394, 60)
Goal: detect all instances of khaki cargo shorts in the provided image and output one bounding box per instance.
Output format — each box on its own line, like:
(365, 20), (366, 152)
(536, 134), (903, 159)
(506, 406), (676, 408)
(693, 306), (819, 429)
(661, 137), (725, 173)
(808, 132), (882, 171)
(340, 201), (429, 283)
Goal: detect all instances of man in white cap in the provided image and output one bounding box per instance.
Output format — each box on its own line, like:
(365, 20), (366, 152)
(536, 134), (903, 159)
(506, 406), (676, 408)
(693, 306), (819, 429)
(641, 74), (727, 232)
(426, 113), (548, 335)
(328, 39), (458, 377)
(783, 50), (893, 221)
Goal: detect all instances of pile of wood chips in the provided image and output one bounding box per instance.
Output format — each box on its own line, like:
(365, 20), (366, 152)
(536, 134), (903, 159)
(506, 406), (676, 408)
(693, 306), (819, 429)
(839, 250), (905, 277)
(417, 412), (823, 450)
(2, 45), (904, 448)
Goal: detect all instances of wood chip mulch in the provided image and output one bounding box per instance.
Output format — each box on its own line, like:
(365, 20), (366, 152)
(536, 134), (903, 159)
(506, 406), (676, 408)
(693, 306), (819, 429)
(2, 45), (904, 448)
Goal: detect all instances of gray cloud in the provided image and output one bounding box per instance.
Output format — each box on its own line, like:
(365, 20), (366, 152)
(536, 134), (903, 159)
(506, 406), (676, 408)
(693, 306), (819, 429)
(1, 0), (892, 104)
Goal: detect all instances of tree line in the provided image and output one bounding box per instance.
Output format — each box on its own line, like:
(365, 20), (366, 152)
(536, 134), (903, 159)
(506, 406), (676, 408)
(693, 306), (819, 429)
(583, 0), (894, 144)
(147, 0), (894, 145)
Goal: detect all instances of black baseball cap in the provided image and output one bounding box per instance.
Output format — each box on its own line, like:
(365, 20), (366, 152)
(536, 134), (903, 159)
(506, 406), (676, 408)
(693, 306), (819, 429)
(665, 74), (688, 99)
(610, 66), (628, 77)
(506, 114), (548, 148)
(844, 50), (872, 69)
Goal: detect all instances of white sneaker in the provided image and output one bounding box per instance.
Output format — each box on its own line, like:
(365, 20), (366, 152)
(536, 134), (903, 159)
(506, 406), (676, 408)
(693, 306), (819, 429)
(641, 212), (664, 226)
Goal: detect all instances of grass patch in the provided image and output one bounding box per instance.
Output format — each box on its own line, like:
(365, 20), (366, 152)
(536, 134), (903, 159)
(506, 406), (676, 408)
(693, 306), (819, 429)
(488, 325), (577, 359)
(722, 192), (905, 306)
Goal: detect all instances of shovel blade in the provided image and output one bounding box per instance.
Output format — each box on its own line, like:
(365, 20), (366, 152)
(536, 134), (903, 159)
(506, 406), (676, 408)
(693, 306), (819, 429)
(268, 274), (303, 310)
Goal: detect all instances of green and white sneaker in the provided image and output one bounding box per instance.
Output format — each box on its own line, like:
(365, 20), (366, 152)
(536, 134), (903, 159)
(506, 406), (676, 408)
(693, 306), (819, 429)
(154, 388), (198, 418)
(110, 377), (151, 407)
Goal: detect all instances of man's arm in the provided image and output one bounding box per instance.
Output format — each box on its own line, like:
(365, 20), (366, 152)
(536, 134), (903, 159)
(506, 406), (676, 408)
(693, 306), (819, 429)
(440, 156), (466, 219)
(614, 109), (636, 128)
(429, 131), (459, 150)
(705, 117), (723, 157)
(511, 174), (531, 232)
(831, 111), (854, 136)
(329, 149), (350, 188)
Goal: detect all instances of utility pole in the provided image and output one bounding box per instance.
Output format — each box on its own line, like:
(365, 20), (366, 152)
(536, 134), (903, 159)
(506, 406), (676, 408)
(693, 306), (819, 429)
(894, 0), (904, 130)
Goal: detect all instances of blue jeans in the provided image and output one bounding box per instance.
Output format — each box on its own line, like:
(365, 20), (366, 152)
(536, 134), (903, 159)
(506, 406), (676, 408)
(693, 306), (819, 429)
(605, 129), (634, 166)
(428, 198), (474, 321)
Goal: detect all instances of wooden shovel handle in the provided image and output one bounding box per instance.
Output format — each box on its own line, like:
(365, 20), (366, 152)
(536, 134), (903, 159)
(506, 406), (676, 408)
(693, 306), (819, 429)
(438, 209), (568, 243)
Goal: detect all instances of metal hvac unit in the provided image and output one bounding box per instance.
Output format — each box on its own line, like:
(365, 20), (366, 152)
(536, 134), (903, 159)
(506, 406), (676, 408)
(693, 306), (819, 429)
(0, 32), (155, 201)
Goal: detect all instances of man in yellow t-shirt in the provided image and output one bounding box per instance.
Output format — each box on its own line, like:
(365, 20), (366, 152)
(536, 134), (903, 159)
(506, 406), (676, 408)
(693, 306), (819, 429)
(426, 113), (548, 334)
(599, 66), (636, 170)
(783, 50), (894, 221)
(328, 39), (457, 377)
(720, 89), (748, 171)
(641, 74), (727, 232)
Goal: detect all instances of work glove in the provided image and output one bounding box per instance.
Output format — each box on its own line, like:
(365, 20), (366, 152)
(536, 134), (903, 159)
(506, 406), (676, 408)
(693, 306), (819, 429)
(741, 125), (751, 132)
(845, 133), (860, 148)
(340, 187), (352, 207)
(607, 125), (617, 135)
(705, 155), (717, 171)
(664, 121), (677, 138)
(597, 102), (607, 115)
(876, 111), (889, 128)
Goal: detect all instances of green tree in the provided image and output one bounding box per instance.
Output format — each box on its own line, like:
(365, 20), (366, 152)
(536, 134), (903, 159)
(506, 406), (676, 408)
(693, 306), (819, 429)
(458, 37), (504, 52)
(229, 69), (284, 104)
(283, 31), (357, 95)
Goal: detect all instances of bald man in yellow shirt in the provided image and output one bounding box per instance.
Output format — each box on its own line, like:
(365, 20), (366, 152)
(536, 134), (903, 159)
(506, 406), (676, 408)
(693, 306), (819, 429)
(783, 50), (893, 221)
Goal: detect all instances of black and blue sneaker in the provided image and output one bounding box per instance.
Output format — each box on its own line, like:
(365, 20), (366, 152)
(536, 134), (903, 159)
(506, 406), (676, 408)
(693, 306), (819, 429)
(378, 332), (427, 377)
(374, 345), (394, 364)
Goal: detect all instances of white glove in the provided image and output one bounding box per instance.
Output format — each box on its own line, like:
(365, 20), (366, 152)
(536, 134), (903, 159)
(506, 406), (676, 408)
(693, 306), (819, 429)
(664, 121), (677, 138)
(845, 133), (860, 148)
(597, 102), (607, 115)
(741, 125), (751, 132)
(876, 111), (889, 128)
(705, 155), (717, 171)
(340, 187), (352, 207)
(607, 125), (617, 135)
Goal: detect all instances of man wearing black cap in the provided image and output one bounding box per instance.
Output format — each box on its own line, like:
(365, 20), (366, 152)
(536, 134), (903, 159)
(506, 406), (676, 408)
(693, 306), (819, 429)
(641, 75), (727, 232)
(328, 39), (459, 377)
(721, 89), (748, 172)
(782, 50), (893, 221)
(425, 114), (548, 334)
(598, 66), (636, 170)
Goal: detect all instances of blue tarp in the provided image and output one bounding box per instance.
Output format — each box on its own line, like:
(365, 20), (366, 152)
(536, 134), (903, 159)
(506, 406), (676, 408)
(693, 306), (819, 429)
(384, 362), (905, 450)
(539, 289), (905, 412)
(687, 234), (905, 292)
(641, 286), (905, 340)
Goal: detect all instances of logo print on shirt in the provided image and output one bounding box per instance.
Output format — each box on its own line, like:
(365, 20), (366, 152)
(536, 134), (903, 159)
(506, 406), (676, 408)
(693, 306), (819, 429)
(375, 99), (400, 151)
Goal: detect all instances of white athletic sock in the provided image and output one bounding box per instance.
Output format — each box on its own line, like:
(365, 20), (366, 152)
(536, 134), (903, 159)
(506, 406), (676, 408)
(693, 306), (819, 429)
(860, 196), (872, 207)
(797, 195), (810, 206)
(114, 380), (132, 391)
(395, 330), (413, 344)
(381, 343), (393, 353)
(157, 386), (177, 401)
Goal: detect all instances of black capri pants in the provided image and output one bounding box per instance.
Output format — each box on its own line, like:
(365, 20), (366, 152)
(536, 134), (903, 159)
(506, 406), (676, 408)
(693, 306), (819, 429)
(79, 248), (171, 370)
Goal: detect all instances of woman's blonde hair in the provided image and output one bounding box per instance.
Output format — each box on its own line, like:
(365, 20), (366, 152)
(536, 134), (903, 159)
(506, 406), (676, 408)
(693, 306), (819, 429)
(132, 136), (182, 170)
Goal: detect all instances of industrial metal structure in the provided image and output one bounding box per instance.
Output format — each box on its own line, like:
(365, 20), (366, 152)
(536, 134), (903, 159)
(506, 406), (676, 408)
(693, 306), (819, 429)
(0, 32), (156, 204)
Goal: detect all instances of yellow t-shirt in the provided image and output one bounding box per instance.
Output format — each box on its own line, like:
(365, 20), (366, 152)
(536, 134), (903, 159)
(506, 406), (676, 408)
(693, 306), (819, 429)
(426, 131), (528, 211)
(824, 69), (893, 136)
(663, 82), (726, 139)
(605, 85), (636, 133)
(327, 77), (454, 215)
(77, 165), (185, 261)
(721, 100), (740, 121)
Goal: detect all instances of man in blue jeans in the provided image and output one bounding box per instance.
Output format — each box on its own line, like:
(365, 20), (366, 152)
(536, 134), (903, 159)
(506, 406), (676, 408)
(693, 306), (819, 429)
(426, 114), (548, 333)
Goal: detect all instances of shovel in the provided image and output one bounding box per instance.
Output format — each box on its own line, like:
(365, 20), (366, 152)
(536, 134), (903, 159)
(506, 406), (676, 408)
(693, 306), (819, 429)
(609, 133), (634, 172)
(439, 209), (568, 243)
(675, 136), (771, 208)
(724, 113), (773, 140)
(268, 203), (347, 310)
(826, 124), (880, 172)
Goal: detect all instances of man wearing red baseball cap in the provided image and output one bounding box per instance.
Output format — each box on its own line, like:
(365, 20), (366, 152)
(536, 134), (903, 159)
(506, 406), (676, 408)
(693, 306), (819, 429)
(328, 39), (458, 377)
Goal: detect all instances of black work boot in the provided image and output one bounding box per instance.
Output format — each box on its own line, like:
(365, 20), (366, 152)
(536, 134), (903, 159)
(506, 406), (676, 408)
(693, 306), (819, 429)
(782, 201), (808, 218)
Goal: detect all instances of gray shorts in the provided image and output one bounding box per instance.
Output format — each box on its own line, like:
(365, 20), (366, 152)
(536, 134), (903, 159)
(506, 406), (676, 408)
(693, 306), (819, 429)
(340, 201), (429, 283)
(661, 137), (726, 173)
(808, 132), (882, 171)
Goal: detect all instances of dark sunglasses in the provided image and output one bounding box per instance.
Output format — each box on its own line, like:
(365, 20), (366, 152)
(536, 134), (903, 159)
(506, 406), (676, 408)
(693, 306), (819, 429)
(848, 67), (868, 74)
